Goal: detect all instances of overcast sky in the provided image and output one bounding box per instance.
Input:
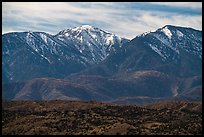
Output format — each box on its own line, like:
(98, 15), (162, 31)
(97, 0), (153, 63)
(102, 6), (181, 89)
(2, 2), (202, 39)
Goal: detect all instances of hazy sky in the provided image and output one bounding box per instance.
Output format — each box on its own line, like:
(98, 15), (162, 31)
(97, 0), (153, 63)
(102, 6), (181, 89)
(2, 2), (202, 39)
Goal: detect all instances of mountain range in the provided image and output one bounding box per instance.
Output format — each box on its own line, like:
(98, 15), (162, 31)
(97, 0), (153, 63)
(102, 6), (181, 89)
(2, 25), (129, 83)
(2, 25), (202, 105)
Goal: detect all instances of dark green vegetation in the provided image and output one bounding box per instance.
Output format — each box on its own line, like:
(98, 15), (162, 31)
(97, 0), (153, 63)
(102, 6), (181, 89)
(2, 100), (202, 135)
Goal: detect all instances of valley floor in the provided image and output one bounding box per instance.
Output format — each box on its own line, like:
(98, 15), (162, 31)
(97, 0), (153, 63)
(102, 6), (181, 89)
(2, 100), (202, 135)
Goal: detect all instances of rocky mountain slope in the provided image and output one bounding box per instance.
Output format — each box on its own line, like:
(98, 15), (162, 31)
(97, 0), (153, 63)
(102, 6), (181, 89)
(13, 71), (176, 101)
(2, 25), (202, 105)
(12, 71), (201, 105)
(80, 25), (202, 77)
(2, 25), (128, 83)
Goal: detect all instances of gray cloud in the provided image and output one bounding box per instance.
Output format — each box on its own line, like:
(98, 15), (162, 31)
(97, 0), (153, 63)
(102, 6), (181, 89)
(2, 2), (202, 39)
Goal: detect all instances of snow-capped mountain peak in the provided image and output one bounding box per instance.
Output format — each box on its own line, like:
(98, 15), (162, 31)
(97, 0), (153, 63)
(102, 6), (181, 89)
(2, 25), (129, 83)
(135, 25), (202, 62)
(56, 25), (129, 63)
(2, 25), (201, 85)
(73, 25), (94, 31)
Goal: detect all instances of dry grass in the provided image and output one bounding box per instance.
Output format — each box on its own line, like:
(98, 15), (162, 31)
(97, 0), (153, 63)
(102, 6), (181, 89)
(2, 100), (202, 135)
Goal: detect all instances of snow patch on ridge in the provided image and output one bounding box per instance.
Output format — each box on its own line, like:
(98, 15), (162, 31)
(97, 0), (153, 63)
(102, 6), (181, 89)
(153, 33), (179, 54)
(176, 30), (183, 37)
(161, 26), (172, 39)
(39, 33), (48, 44)
(148, 43), (166, 59)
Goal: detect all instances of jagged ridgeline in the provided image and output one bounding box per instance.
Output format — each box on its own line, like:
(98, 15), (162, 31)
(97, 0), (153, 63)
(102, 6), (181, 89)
(2, 25), (202, 105)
